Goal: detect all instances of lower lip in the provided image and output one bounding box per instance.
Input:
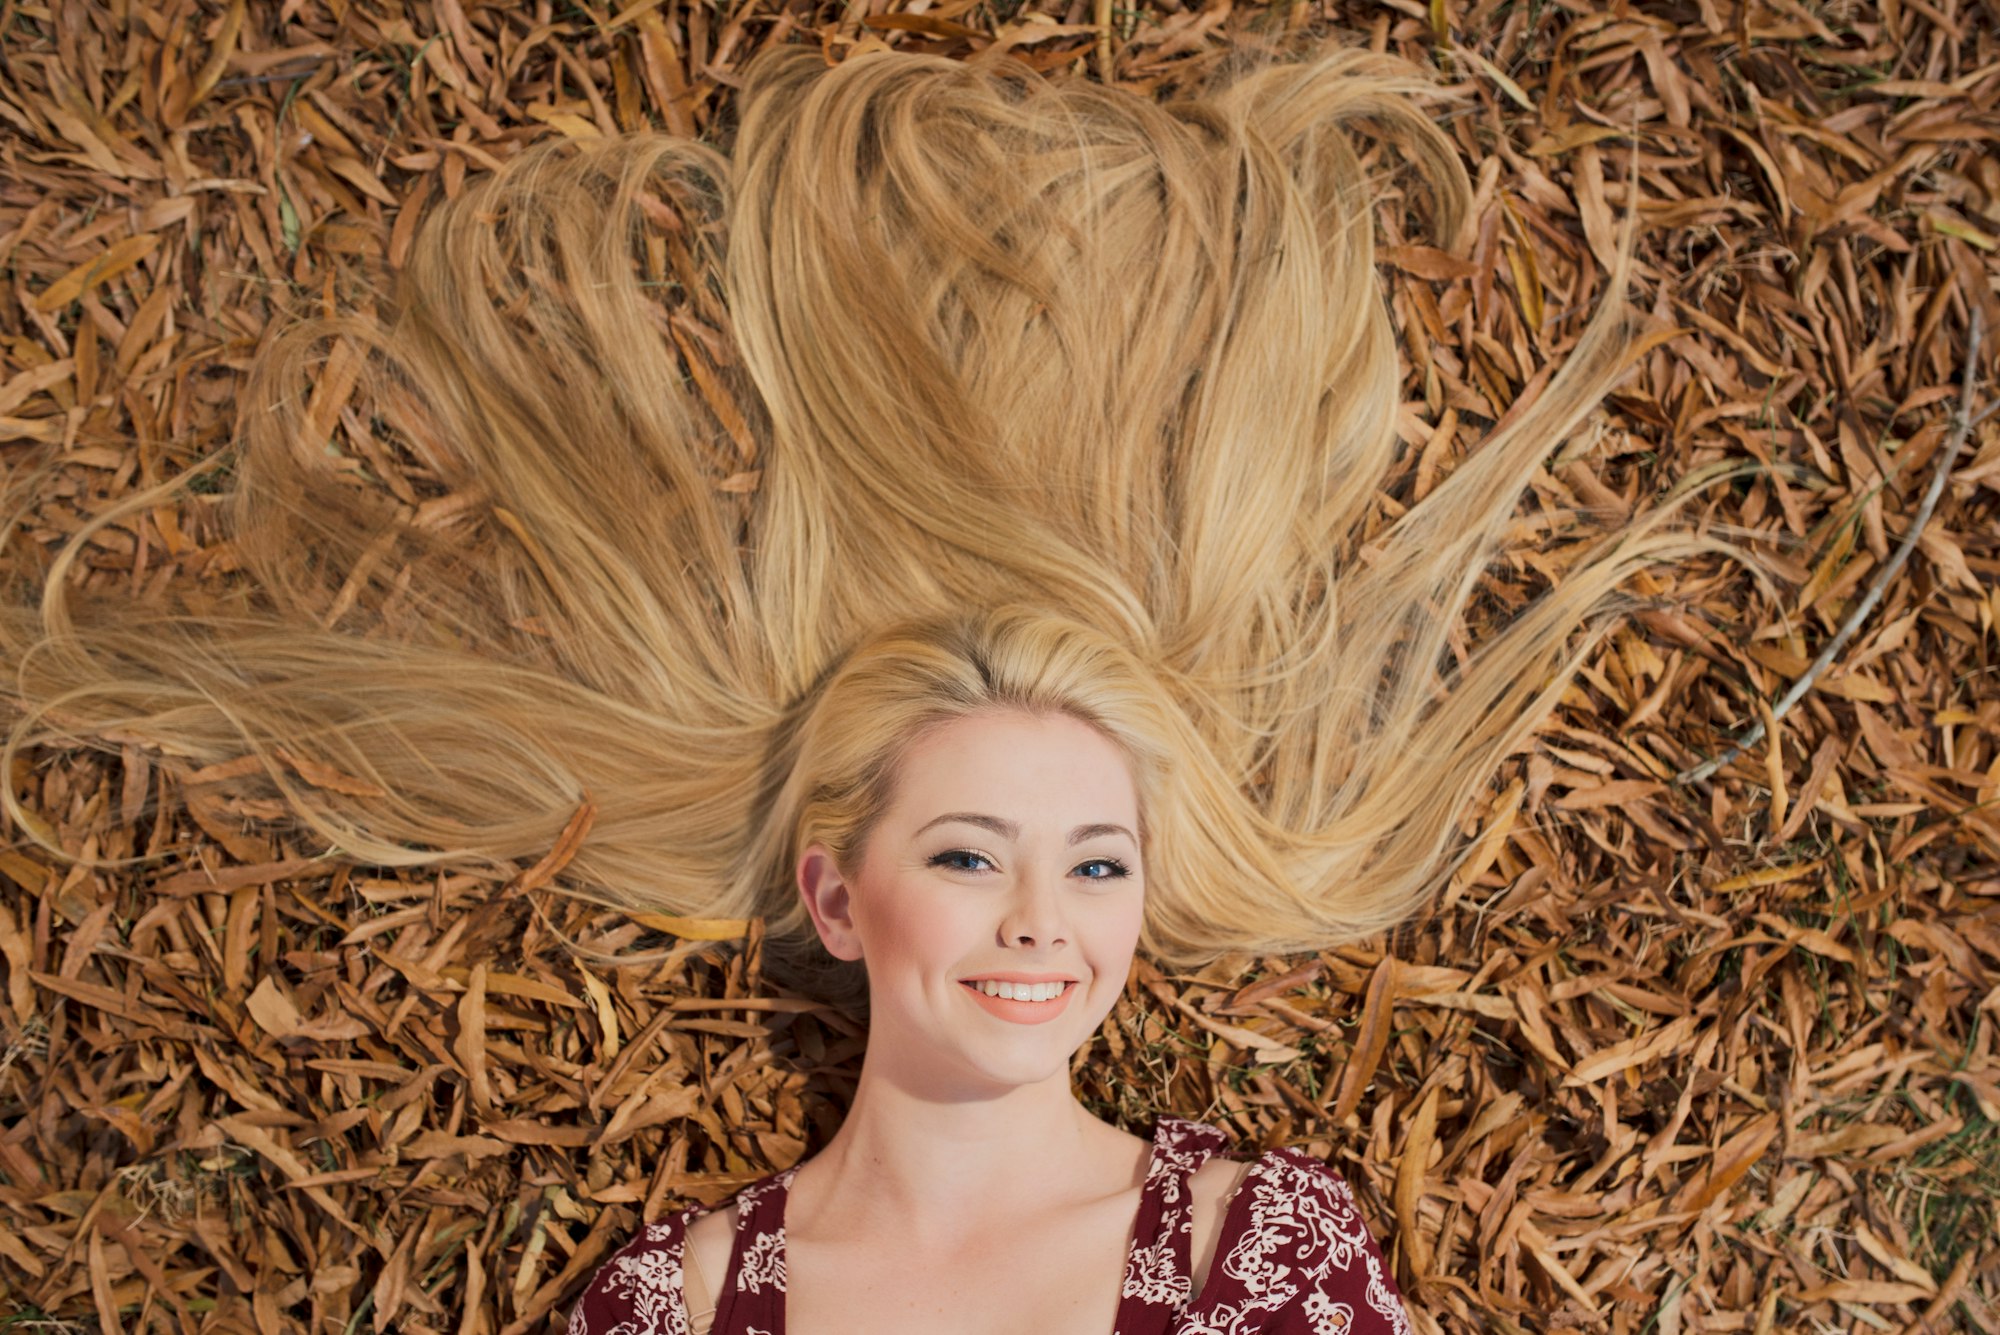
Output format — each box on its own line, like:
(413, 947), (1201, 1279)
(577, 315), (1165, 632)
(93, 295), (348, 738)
(959, 981), (1077, 1025)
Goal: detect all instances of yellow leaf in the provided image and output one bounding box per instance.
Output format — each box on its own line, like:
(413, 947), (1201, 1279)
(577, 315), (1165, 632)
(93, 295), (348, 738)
(526, 105), (603, 140)
(1797, 516), (1858, 614)
(580, 968), (621, 1061)
(1394, 1086), (1441, 1277)
(1927, 211), (1997, 250)
(1799, 1280), (1938, 1305)
(1454, 46), (1534, 111)
(1818, 670), (1897, 703)
(1526, 123), (1631, 157)
(1615, 326), (1693, 372)
(34, 233), (160, 311)
(632, 912), (752, 940)
(1714, 860), (1822, 893)
(435, 966), (583, 1009)
(1449, 776), (1522, 892)
(1673, 1111), (1779, 1212)
(245, 976), (304, 1039)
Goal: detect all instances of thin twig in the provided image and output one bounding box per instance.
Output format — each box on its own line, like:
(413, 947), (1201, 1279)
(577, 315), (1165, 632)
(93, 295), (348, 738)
(1674, 309), (1988, 787)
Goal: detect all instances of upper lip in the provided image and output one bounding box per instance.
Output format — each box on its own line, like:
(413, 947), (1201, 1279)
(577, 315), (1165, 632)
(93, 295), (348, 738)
(959, 972), (1078, 984)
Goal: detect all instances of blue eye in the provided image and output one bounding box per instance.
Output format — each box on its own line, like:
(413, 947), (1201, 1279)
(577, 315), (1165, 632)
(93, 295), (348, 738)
(926, 850), (1132, 880)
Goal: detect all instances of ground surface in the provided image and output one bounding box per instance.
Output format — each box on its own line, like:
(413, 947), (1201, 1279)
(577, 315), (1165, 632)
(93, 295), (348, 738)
(0, 1), (1996, 1333)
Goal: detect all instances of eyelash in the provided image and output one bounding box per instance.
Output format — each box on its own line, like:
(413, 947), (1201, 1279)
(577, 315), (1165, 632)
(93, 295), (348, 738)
(927, 849), (1132, 880)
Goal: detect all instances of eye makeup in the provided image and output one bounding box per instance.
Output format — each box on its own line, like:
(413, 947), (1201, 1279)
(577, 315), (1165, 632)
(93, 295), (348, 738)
(925, 849), (1133, 879)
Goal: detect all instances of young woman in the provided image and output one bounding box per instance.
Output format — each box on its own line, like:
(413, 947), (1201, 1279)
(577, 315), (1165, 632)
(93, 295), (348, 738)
(564, 609), (1416, 1333)
(2, 29), (1747, 1335)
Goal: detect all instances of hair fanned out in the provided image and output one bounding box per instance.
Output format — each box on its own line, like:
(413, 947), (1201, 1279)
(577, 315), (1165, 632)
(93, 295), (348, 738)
(0, 39), (1750, 1003)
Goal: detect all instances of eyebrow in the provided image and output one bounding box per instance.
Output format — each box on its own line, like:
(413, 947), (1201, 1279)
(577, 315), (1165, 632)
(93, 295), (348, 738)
(913, 812), (1136, 845)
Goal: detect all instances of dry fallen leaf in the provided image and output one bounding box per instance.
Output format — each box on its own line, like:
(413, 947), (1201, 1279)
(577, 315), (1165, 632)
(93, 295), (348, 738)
(0, 5), (1993, 1333)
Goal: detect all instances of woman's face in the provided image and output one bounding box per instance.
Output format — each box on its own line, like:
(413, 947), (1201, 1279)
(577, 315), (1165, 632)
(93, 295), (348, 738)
(797, 707), (1146, 1093)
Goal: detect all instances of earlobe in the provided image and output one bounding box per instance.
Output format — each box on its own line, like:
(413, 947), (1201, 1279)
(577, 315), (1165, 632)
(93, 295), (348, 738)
(797, 844), (864, 962)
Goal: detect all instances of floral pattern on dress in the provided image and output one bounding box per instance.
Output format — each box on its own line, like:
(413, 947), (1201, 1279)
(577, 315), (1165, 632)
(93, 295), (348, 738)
(1125, 1231), (1192, 1307)
(734, 1225), (787, 1295)
(1122, 1117), (1232, 1309)
(1176, 1147), (1409, 1335)
(726, 1164), (799, 1306)
(566, 1207), (712, 1335)
(1149, 1115), (1228, 1208)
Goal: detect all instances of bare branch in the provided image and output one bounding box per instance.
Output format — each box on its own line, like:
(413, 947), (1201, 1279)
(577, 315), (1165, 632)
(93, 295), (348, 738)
(1674, 308), (1988, 788)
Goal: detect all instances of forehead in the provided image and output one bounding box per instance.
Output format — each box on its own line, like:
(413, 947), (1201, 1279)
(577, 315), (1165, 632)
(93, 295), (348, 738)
(888, 710), (1139, 818)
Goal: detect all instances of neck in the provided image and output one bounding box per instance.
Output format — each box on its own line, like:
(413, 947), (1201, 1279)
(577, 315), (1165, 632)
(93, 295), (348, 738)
(787, 1037), (1136, 1240)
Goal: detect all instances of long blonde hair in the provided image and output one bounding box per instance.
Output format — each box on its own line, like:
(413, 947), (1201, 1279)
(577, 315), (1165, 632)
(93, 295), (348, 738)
(0, 40), (1745, 1011)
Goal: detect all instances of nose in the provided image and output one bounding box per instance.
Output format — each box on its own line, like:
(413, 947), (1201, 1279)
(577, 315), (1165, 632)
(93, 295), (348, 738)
(998, 865), (1067, 949)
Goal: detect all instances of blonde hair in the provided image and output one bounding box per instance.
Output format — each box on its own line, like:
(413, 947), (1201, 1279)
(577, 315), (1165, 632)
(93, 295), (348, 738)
(0, 40), (1746, 1012)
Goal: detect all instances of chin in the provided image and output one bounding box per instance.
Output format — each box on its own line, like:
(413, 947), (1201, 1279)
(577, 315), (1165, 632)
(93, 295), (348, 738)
(963, 1048), (1078, 1090)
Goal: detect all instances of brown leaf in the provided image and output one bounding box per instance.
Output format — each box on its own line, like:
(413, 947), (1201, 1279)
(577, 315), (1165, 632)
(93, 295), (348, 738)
(1330, 958), (1396, 1126)
(33, 233), (160, 311)
(1674, 1112), (1779, 1212)
(1393, 1086), (1440, 1279)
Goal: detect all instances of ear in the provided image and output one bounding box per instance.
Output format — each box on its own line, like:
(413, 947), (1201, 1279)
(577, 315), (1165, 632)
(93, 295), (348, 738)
(797, 843), (864, 961)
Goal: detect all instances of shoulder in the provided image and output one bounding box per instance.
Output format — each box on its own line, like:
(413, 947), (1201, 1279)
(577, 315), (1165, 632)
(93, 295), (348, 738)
(1203, 1147), (1413, 1334)
(566, 1203), (715, 1335)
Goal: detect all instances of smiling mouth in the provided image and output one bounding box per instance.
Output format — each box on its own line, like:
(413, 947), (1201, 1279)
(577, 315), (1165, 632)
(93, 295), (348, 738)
(960, 980), (1075, 1003)
(956, 979), (1072, 999)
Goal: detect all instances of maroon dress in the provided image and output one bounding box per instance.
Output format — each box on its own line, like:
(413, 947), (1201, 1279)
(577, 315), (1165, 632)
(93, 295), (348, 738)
(567, 1115), (1411, 1334)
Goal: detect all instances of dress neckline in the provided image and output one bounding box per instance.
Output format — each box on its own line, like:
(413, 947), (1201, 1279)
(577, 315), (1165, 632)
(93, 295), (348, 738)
(708, 1113), (1230, 1335)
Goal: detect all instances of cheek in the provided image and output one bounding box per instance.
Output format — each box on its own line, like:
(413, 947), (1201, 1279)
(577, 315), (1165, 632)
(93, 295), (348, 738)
(1121, 904), (1146, 955)
(862, 884), (975, 969)
(1085, 889), (1146, 957)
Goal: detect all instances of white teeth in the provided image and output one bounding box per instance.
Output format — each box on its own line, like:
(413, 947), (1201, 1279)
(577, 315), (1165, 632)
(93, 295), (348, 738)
(971, 980), (1066, 1001)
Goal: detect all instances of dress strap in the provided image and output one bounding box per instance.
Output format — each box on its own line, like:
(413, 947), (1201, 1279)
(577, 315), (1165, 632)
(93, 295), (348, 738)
(710, 1165), (800, 1335)
(1112, 1115), (1234, 1334)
